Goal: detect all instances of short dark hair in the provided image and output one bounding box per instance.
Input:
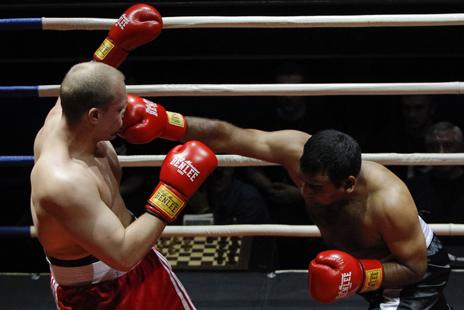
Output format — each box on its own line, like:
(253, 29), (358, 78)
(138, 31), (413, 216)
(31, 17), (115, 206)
(60, 62), (124, 124)
(300, 129), (362, 187)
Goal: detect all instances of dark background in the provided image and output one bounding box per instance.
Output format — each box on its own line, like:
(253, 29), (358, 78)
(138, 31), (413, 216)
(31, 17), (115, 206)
(1, 0), (464, 272)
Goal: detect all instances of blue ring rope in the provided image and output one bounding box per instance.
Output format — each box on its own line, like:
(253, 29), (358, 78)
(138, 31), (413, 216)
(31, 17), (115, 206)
(0, 86), (40, 98)
(0, 226), (32, 238)
(0, 18), (42, 31)
(0, 156), (34, 166)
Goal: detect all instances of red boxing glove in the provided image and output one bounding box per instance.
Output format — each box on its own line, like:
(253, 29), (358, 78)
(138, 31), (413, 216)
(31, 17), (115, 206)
(145, 141), (217, 223)
(93, 3), (162, 67)
(119, 94), (187, 144)
(308, 250), (383, 304)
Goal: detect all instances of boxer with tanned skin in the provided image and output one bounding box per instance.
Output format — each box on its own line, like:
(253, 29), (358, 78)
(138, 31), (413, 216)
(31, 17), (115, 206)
(182, 117), (452, 309)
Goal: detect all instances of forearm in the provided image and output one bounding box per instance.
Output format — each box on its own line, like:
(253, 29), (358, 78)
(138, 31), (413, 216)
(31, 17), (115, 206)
(107, 213), (166, 271)
(184, 116), (237, 153)
(109, 139), (216, 270)
(382, 261), (425, 288)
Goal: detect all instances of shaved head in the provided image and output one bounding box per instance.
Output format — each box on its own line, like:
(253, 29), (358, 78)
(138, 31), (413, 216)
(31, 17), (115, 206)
(60, 62), (125, 124)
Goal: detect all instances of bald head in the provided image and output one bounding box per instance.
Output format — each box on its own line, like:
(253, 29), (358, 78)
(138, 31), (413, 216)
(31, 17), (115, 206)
(60, 62), (125, 124)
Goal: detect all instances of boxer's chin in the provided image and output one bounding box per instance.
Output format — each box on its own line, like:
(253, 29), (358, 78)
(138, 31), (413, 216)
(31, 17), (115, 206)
(109, 132), (119, 140)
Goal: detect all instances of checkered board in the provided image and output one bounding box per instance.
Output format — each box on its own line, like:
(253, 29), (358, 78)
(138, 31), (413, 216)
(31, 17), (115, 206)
(156, 236), (251, 270)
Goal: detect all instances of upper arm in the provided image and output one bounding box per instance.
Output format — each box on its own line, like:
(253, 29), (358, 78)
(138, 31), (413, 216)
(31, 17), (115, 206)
(185, 116), (310, 167)
(377, 186), (427, 276)
(40, 169), (127, 263)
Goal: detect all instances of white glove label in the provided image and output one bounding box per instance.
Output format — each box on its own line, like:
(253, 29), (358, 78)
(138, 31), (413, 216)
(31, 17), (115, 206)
(170, 156), (200, 182)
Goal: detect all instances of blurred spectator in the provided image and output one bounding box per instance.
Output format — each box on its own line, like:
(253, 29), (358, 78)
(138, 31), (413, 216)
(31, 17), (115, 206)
(407, 121), (464, 268)
(240, 63), (329, 268)
(386, 95), (437, 180)
(407, 121), (464, 223)
(206, 168), (271, 225)
(190, 167), (277, 270)
(243, 167), (326, 269)
(401, 95), (437, 150)
(262, 62), (334, 133)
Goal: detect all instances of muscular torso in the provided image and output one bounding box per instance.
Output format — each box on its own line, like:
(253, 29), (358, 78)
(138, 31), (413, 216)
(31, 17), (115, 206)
(30, 104), (132, 260)
(290, 161), (408, 260)
(307, 198), (390, 259)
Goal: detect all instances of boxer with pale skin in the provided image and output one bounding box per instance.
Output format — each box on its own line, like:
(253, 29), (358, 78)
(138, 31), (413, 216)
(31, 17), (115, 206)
(30, 4), (220, 309)
(31, 62), (216, 310)
(182, 117), (452, 309)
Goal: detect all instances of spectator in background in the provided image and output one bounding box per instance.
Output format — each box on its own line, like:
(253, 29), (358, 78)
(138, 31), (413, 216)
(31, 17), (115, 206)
(240, 63), (328, 268)
(386, 95), (437, 180)
(407, 121), (464, 269)
(263, 62), (334, 133)
(407, 121), (464, 223)
(401, 95), (437, 151)
(206, 168), (271, 226)
(187, 167), (277, 270)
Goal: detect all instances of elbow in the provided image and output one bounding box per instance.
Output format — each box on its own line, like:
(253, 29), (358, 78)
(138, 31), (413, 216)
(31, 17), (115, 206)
(210, 120), (233, 151)
(108, 257), (139, 272)
(114, 264), (134, 273)
(409, 271), (426, 285)
(417, 263), (428, 280)
(409, 261), (427, 284)
(103, 253), (142, 272)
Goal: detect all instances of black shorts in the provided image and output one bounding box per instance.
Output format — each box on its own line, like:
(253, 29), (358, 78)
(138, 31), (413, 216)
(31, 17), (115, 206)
(361, 235), (452, 310)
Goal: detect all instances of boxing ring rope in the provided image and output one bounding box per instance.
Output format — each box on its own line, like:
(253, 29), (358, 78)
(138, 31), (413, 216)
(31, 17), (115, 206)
(2, 82), (464, 98)
(2, 153), (464, 237)
(3, 153), (464, 167)
(119, 153), (464, 167)
(2, 12), (464, 256)
(1, 224), (464, 239)
(3, 14), (464, 31)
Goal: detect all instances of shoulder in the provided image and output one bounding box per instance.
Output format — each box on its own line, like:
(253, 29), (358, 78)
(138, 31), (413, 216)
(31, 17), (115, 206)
(260, 130), (310, 162)
(32, 158), (98, 209)
(33, 104), (62, 157)
(365, 162), (418, 225)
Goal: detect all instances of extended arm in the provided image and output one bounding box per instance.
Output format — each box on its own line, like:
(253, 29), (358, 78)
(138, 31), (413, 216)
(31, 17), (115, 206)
(184, 116), (310, 171)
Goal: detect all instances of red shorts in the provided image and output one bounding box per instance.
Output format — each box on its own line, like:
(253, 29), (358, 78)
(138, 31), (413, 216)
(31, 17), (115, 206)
(50, 249), (195, 310)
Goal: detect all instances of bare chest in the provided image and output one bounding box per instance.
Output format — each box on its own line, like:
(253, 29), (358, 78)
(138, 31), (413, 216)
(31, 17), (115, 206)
(90, 157), (120, 208)
(307, 200), (389, 259)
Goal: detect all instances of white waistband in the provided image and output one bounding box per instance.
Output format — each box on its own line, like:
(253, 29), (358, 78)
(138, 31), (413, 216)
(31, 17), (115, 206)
(48, 257), (127, 286)
(419, 216), (433, 247)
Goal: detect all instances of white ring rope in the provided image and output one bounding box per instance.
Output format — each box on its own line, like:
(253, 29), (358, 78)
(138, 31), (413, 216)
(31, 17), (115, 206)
(29, 224), (464, 238)
(37, 82), (464, 97)
(119, 154), (464, 167)
(119, 155), (277, 167)
(41, 14), (464, 30)
(161, 224), (464, 237)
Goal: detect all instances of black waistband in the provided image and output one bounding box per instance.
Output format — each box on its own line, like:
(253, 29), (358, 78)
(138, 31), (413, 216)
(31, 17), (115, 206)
(48, 255), (99, 267)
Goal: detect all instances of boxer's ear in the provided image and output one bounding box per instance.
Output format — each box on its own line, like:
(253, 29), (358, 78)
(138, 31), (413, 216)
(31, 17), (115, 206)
(344, 176), (356, 193)
(88, 107), (101, 124)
